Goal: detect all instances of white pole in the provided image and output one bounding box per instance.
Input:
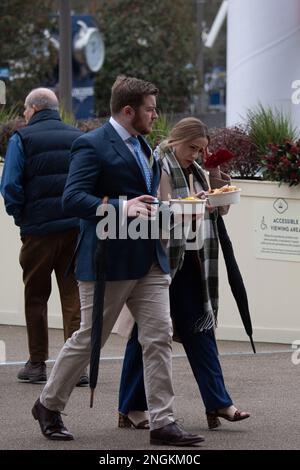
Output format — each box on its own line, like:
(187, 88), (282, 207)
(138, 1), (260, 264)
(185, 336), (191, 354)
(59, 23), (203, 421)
(204, 0), (228, 48)
(226, 0), (300, 128)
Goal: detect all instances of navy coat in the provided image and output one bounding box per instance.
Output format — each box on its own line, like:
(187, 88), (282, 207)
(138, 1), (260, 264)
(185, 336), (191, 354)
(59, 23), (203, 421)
(62, 121), (169, 281)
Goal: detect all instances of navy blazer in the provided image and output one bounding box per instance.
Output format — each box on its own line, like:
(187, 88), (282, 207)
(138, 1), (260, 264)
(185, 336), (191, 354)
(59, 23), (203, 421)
(62, 121), (169, 281)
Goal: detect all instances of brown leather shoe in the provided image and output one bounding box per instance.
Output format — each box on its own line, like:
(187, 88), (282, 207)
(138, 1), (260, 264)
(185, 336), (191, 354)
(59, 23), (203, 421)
(150, 422), (205, 446)
(118, 411), (150, 429)
(32, 398), (74, 440)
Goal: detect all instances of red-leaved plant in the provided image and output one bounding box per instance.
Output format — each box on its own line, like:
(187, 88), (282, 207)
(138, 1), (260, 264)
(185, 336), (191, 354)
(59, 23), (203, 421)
(261, 140), (300, 187)
(0, 117), (26, 160)
(209, 125), (261, 179)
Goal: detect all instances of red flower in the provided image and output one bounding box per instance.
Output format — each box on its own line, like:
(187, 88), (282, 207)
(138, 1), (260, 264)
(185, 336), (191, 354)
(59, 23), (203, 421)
(280, 156), (290, 167)
(262, 139), (300, 186)
(204, 149), (235, 168)
(268, 143), (279, 152)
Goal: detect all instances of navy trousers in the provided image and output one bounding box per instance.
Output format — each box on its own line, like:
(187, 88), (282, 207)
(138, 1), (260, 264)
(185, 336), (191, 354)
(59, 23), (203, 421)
(119, 324), (148, 414)
(119, 323), (232, 414)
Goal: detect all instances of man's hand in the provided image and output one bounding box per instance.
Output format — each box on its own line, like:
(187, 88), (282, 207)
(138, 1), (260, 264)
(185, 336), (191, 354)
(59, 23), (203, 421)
(126, 195), (158, 219)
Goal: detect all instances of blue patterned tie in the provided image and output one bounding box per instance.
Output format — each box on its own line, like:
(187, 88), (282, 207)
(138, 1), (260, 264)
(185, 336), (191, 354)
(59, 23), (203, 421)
(128, 136), (152, 192)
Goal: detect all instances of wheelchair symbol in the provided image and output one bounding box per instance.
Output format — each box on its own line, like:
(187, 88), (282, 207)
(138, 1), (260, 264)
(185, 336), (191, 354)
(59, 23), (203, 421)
(260, 217), (267, 230)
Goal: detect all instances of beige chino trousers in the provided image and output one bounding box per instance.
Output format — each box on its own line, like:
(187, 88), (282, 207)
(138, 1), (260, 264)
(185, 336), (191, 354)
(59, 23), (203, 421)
(40, 264), (175, 430)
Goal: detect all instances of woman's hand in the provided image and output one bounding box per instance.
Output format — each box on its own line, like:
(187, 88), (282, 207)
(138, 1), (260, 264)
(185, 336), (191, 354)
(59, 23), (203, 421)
(202, 147), (211, 167)
(195, 190), (206, 199)
(195, 189), (215, 213)
(203, 147), (221, 178)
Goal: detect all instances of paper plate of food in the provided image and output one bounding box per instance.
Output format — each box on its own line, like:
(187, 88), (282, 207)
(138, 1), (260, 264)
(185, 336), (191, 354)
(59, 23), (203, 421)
(206, 185), (241, 207)
(169, 196), (207, 215)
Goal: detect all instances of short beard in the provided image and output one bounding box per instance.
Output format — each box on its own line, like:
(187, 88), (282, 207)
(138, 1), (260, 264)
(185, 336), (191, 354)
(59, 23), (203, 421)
(131, 114), (150, 135)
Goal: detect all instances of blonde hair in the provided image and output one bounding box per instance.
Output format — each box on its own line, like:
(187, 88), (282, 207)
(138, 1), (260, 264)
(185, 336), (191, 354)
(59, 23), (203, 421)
(161, 117), (209, 150)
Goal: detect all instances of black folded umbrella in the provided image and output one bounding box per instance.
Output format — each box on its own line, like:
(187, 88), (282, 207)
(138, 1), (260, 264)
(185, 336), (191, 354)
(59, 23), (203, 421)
(217, 215), (256, 353)
(89, 197), (111, 407)
(89, 236), (107, 408)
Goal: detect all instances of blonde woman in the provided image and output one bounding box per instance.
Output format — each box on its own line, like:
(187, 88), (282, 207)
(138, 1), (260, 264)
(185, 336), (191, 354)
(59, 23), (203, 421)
(118, 117), (250, 430)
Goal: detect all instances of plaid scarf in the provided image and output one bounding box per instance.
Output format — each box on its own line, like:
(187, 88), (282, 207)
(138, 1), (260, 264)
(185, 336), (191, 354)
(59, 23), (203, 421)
(157, 146), (219, 331)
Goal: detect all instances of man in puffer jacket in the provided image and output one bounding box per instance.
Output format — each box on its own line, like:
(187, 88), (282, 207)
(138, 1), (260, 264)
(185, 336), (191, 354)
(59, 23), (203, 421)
(0, 88), (87, 386)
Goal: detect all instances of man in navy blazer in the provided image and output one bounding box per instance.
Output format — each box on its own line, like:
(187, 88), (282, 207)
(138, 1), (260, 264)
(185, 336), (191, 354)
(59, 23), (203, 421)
(32, 76), (204, 446)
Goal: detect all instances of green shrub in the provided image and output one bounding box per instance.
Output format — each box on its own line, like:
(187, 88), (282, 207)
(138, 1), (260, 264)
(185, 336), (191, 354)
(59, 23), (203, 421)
(246, 104), (298, 156)
(0, 105), (19, 125)
(59, 106), (77, 127)
(147, 113), (171, 150)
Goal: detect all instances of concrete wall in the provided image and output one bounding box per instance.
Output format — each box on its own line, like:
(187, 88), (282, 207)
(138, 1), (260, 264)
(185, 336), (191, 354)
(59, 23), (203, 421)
(217, 179), (300, 344)
(0, 163), (66, 329)
(0, 208), (63, 328)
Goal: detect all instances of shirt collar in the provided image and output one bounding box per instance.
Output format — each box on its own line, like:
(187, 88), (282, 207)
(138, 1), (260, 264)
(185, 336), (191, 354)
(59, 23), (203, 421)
(109, 116), (132, 142)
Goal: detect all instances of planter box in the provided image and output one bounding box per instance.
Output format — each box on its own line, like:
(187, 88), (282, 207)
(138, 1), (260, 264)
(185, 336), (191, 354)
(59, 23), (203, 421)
(217, 179), (300, 344)
(0, 164), (65, 330)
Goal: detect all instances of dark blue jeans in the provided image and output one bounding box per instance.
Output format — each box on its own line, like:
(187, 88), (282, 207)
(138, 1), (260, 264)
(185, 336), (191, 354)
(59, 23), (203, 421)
(119, 323), (232, 414)
(119, 324), (147, 414)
